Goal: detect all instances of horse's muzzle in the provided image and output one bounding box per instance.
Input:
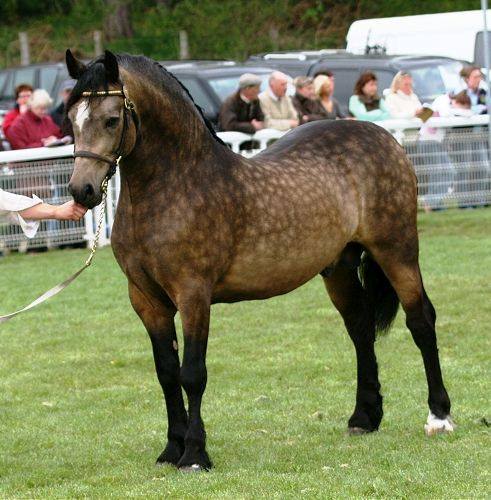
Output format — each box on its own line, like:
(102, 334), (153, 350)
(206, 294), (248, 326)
(68, 182), (102, 209)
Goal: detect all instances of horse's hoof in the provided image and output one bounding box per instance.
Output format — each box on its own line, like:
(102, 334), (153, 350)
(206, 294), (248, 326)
(348, 426), (370, 435)
(179, 463), (207, 473)
(155, 440), (184, 466)
(424, 411), (455, 436)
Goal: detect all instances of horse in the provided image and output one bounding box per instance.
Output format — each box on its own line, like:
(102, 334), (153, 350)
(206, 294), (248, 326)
(65, 50), (453, 471)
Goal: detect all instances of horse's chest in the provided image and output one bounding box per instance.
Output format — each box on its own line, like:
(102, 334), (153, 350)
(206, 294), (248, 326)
(111, 202), (231, 284)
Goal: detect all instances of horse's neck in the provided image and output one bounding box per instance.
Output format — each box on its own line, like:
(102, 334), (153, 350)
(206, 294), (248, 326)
(120, 126), (237, 198)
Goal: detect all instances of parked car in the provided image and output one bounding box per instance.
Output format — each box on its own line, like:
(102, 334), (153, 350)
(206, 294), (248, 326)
(246, 52), (464, 114)
(246, 49), (346, 76)
(168, 62), (275, 127)
(0, 62), (70, 112)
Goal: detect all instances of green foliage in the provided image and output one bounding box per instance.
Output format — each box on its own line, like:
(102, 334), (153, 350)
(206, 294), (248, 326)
(0, 0), (484, 67)
(0, 208), (489, 497)
(0, 0), (73, 23)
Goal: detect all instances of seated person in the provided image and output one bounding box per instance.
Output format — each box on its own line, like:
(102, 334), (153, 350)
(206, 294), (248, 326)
(313, 75), (345, 119)
(6, 89), (62, 149)
(50, 78), (76, 137)
(259, 71), (299, 131)
(460, 66), (487, 114)
(349, 71), (390, 122)
(1, 83), (33, 137)
(291, 76), (329, 124)
(385, 71), (424, 119)
(219, 73), (264, 133)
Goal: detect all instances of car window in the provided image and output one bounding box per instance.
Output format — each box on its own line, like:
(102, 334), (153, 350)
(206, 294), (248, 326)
(208, 75), (269, 101)
(10, 67), (37, 94)
(39, 66), (59, 96)
(474, 31), (491, 68)
(373, 70), (395, 95)
(328, 69), (359, 110)
(0, 71), (9, 95)
(410, 62), (462, 102)
(177, 76), (216, 117)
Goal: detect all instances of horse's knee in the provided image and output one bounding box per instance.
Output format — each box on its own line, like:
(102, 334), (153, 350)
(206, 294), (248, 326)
(180, 358), (207, 396)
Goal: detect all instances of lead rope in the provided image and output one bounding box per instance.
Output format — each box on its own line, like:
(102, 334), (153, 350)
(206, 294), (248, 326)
(0, 179), (109, 325)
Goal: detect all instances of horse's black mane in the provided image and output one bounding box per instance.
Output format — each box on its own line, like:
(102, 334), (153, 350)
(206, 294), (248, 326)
(67, 53), (225, 146)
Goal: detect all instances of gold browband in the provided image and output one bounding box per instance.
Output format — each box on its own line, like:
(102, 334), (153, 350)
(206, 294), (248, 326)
(81, 90), (125, 96)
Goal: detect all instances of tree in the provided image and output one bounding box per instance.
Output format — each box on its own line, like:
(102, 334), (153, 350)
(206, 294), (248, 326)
(104, 0), (133, 40)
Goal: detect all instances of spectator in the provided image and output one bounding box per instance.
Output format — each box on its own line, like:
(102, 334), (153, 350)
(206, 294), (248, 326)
(6, 89), (62, 150)
(313, 75), (345, 119)
(219, 73), (264, 133)
(1, 188), (87, 239)
(431, 90), (473, 119)
(385, 71), (424, 119)
(291, 76), (328, 124)
(417, 91), (474, 212)
(460, 66), (487, 114)
(258, 71), (299, 131)
(313, 69), (335, 90)
(349, 71), (390, 122)
(51, 78), (76, 137)
(1, 84), (33, 137)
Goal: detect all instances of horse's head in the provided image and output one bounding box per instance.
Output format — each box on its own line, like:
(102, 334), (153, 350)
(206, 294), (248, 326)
(65, 49), (138, 208)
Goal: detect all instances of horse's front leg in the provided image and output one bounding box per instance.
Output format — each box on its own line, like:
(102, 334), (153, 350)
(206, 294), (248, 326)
(128, 282), (188, 466)
(176, 286), (212, 471)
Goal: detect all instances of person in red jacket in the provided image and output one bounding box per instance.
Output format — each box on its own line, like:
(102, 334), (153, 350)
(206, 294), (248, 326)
(1, 83), (33, 137)
(6, 89), (62, 149)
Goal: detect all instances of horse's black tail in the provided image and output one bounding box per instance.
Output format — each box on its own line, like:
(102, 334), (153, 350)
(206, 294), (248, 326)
(358, 251), (400, 336)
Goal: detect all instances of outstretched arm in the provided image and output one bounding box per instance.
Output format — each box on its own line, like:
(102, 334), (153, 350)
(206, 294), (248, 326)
(18, 200), (87, 221)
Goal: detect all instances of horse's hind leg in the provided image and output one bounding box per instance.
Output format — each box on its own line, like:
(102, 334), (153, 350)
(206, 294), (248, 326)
(128, 281), (189, 465)
(322, 256), (383, 433)
(369, 246), (454, 435)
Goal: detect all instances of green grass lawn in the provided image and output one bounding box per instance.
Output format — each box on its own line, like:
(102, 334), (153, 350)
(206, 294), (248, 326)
(0, 209), (490, 498)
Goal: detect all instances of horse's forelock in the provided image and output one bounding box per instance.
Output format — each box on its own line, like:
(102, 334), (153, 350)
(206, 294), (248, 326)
(66, 57), (115, 112)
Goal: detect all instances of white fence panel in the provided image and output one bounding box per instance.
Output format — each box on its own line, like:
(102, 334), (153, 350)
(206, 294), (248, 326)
(0, 119), (489, 254)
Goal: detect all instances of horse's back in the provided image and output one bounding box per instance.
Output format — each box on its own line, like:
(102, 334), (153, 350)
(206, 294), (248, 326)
(253, 118), (418, 236)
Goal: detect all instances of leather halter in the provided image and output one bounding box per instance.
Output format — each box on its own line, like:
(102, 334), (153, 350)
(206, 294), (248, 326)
(73, 87), (136, 180)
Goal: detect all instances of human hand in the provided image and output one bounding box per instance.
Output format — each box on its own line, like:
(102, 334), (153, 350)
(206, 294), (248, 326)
(54, 201), (88, 221)
(290, 119), (299, 128)
(251, 119), (264, 131)
(42, 136), (58, 146)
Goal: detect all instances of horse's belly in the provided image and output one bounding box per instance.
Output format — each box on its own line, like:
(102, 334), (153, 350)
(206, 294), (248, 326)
(212, 236), (344, 302)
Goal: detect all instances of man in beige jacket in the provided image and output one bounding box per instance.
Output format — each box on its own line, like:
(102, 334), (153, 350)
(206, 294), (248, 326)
(259, 71), (299, 131)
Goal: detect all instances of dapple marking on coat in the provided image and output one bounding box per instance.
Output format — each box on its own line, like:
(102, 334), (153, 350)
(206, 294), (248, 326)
(65, 50), (453, 471)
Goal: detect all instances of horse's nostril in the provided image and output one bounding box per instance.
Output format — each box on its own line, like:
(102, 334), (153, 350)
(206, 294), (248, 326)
(84, 184), (94, 198)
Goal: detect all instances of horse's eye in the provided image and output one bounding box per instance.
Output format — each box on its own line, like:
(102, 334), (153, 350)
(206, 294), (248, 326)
(105, 117), (119, 128)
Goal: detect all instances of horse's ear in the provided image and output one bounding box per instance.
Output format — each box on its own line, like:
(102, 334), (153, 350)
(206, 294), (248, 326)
(103, 50), (119, 83)
(66, 49), (87, 79)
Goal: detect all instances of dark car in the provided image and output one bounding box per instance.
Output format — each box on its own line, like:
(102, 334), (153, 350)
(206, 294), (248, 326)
(246, 51), (464, 114)
(246, 49), (347, 77)
(0, 62), (70, 112)
(168, 62), (275, 127)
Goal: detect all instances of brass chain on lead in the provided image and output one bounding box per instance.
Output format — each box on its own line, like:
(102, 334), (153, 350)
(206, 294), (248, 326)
(85, 177), (109, 267)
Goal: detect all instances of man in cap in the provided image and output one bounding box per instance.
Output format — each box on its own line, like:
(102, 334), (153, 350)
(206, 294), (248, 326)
(258, 71), (299, 131)
(219, 73), (265, 133)
(50, 78), (76, 136)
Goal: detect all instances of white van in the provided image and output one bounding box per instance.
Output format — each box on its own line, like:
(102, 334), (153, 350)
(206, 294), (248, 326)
(346, 10), (491, 65)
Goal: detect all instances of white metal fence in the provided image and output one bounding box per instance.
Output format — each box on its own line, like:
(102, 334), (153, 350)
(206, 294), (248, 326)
(1, 117), (490, 252)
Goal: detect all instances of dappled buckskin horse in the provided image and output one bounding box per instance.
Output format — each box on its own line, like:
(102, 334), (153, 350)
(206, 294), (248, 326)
(65, 50), (454, 471)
